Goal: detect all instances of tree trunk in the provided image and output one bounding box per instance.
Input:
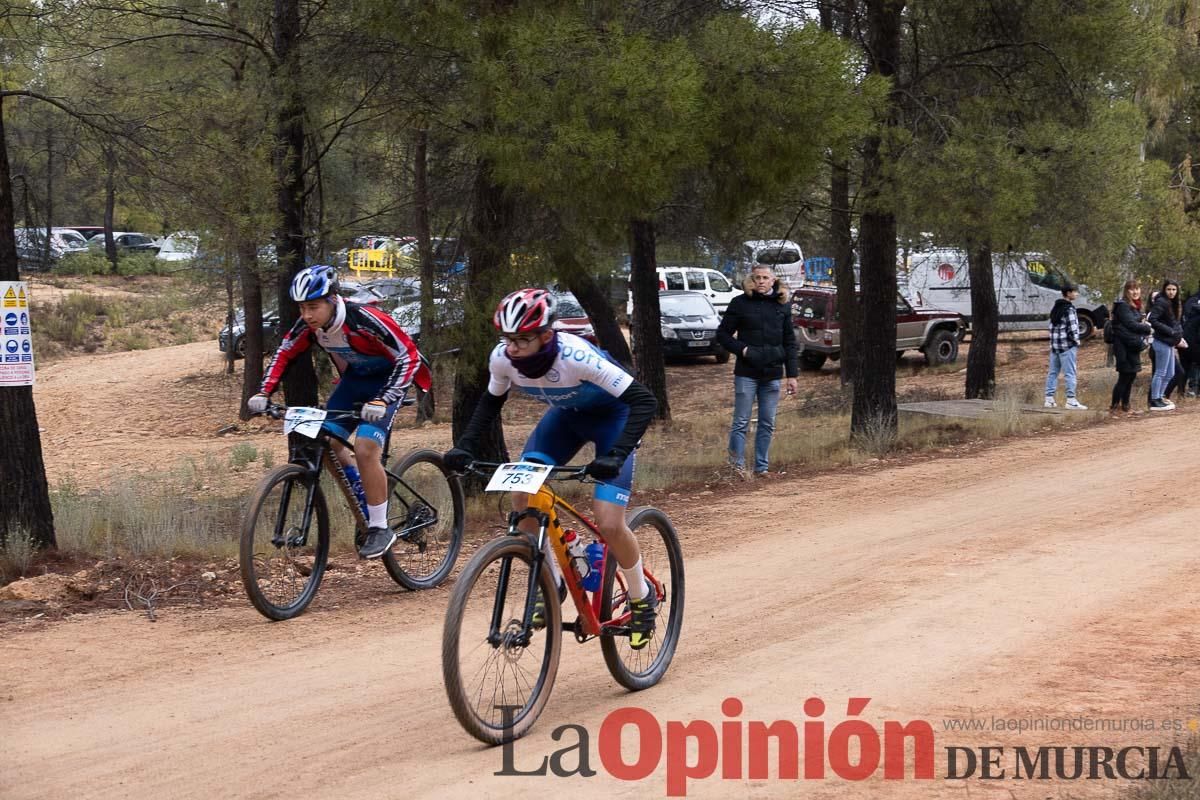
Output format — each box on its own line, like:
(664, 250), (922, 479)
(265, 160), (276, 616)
(412, 128), (436, 423)
(40, 130), (52, 272)
(0, 96), (55, 549)
(224, 244), (236, 375)
(851, 0), (904, 443)
(629, 217), (670, 421)
(272, 0), (316, 407)
(965, 242), (998, 399)
(831, 159), (859, 386)
(823, 1), (860, 387)
(453, 158), (514, 475)
(558, 252), (633, 370)
(239, 238), (265, 418)
(103, 148), (117, 272)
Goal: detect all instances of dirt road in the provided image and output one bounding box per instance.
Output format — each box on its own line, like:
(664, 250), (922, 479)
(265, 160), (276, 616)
(4, 413), (1199, 798)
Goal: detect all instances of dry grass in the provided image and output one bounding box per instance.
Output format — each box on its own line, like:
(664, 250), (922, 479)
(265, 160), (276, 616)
(51, 465), (245, 560)
(45, 372), (1107, 561)
(0, 532), (36, 581)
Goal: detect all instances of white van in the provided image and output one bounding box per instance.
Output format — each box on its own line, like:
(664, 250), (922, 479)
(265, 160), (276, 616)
(627, 265), (740, 316)
(903, 249), (1109, 339)
(739, 239), (806, 288)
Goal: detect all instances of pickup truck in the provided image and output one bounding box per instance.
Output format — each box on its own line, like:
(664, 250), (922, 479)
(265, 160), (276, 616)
(792, 286), (966, 370)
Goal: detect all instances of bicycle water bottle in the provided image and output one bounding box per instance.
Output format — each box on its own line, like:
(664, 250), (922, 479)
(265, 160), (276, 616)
(562, 529), (590, 584)
(343, 464), (369, 519)
(582, 540), (604, 592)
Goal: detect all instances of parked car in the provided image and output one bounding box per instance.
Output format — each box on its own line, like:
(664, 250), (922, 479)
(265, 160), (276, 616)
(14, 227), (90, 269)
(61, 225), (105, 240)
(792, 286), (964, 370)
(88, 231), (161, 256)
(550, 292), (598, 343)
(389, 298), (464, 344)
(657, 290), (728, 363)
(338, 277), (422, 311)
(903, 249), (1108, 340)
(155, 232), (199, 262)
(628, 266), (740, 319)
(219, 307), (283, 358)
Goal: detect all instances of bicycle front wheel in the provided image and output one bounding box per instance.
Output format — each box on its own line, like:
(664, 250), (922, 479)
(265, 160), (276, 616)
(239, 463), (330, 621)
(442, 536), (562, 744)
(599, 506), (685, 690)
(382, 449), (465, 590)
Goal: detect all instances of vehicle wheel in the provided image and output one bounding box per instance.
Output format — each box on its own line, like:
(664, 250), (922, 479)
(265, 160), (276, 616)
(382, 449), (465, 590)
(1076, 313), (1095, 341)
(714, 346), (731, 364)
(800, 351), (827, 371)
(599, 507), (685, 691)
(443, 535), (562, 744)
(234, 335), (246, 359)
(239, 464), (329, 621)
(923, 329), (959, 366)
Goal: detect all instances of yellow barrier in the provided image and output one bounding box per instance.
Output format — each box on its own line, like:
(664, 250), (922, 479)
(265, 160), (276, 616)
(347, 248), (416, 277)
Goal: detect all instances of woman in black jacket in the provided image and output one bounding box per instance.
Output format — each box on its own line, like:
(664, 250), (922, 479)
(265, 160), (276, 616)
(1110, 279), (1152, 416)
(1146, 280), (1187, 410)
(716, 264), (799, 477)
(1182, 287), (1200, 396)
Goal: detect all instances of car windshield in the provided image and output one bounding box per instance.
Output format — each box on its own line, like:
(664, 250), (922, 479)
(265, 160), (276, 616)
(661, 295), (713, 316)
(555, 296), (585, 317)
(756, 247), (801, 266)
(793, 294), (827, 321)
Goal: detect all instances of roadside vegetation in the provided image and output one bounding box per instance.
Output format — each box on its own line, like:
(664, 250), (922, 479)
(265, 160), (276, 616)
(1, 359), (1111, 582)
(28, 274), (223, 363)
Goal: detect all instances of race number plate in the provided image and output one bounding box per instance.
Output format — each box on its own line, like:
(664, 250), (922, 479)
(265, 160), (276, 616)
(284, 407), (327, 438)
(485, 462), (552, 493)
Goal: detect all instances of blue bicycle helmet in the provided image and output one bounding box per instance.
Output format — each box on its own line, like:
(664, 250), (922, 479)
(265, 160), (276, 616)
(289, 265), (339, 302)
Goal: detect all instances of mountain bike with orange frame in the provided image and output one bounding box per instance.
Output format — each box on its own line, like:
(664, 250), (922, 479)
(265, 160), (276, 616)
(441, 461), (684, 744)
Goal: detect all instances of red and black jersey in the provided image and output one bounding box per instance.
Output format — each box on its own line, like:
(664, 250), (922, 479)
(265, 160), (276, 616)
(261, 296), (431, 404)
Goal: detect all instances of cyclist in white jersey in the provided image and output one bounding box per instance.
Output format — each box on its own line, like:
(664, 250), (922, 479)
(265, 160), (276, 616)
(444, 288), (660, 649)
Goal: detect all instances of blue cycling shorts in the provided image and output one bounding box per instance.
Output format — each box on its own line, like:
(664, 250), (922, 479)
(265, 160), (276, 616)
(325, 371), (399, 449)
(521, 405), (634, 506)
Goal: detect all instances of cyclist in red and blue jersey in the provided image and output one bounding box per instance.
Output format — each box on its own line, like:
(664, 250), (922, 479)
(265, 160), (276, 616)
(249, 265), (431, 559)
(444, 288), (661, 648)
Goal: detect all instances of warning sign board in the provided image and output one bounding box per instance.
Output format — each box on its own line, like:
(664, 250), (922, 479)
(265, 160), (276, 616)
(0, 282), (34, 386)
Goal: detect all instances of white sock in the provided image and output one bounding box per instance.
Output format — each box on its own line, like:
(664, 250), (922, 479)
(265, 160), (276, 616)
(541, 536), (565, 588)
(621, 558), (649, 601)
(367, 502), (389, 529)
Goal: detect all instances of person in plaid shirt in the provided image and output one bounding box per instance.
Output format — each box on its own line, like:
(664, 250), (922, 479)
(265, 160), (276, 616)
(1045, 282), (1087, 409)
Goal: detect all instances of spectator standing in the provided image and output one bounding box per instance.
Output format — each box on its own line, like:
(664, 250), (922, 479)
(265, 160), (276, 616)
(1147, 279), (1187, 411)
(716, 264), (799, 478)
(1044, 282), (1087, 409)
(1109, 279), (1152, 417)
(1181, 286), (1200, 397)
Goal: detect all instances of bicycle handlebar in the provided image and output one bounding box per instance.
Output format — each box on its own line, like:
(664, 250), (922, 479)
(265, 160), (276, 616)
(253, 402), (367, 423)
(463, 460), (591, 481)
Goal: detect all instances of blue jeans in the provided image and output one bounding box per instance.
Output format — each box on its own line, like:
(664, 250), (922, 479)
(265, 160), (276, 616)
(728, 376), (781, 473)
(1150, 339), (1175, 400)
(1044, 348), (1078, 399)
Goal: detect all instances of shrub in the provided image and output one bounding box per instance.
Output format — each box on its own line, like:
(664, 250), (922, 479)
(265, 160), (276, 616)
(56, 252), (111, 276)
(116, 252), (166, 276)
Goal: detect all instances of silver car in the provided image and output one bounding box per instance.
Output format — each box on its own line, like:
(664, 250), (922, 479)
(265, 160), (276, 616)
(658, 290), (729, 364)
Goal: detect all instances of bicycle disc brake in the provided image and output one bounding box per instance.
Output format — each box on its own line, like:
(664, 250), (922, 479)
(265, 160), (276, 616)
(398, 503), (436, 550)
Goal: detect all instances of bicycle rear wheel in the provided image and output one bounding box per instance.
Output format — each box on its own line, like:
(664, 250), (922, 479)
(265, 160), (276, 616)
(599, 506), (685, 690)
(442, 536), (561, 744)
(240, 464), (330, 621)
(382, 449), (465, 590)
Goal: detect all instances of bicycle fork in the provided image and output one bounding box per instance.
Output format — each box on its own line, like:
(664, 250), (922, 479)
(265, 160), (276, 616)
(488, 507), (558, 649)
